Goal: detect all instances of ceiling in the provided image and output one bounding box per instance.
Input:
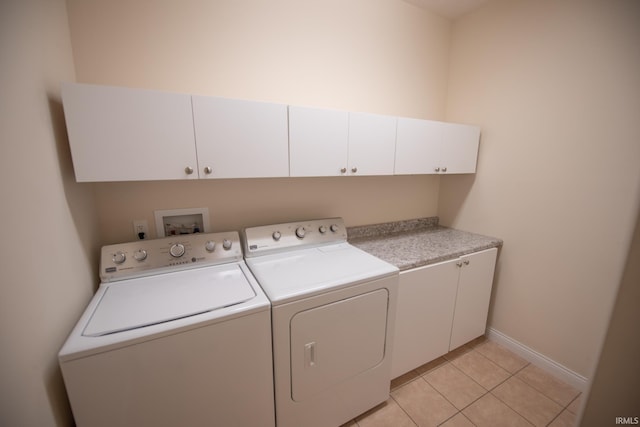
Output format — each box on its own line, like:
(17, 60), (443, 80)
(403, 0), (491, 19)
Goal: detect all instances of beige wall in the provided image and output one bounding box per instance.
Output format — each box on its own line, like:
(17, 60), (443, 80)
(0, 0), (100, 425)
(67, 0), (450, 119)
(66, 0), (449, 242)
(580, 190), (640, 424)
(95, 176), (440, 244)
(440, 0), (640, 377)
(65, 0), (450, 242)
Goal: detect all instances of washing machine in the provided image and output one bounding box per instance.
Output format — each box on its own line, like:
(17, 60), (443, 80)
(242, 218), (399, 427)
(58, 231), (274, 427)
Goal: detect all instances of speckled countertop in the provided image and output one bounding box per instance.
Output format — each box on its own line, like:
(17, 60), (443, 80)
(347, 217), (502, 271)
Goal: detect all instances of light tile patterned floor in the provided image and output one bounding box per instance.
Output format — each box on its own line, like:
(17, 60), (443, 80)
(341, 337), (581, 427)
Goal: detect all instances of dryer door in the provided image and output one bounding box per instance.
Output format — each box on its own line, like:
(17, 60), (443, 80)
(290, 288), (389, 402)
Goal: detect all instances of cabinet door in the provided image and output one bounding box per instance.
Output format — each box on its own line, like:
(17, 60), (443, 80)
(391, 260), (458, 378)
(61, 83), (198, 182)
(450, 248), (498, 350)
(347, 112), (396, 176)
(394, 117), (441, 175)
(192, 96), (289, 178)
(439, 123), (480, 174)
(289, 106), (349, 177)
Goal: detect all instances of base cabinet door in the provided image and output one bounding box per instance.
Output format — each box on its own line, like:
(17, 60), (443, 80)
(391, 260), (458, 378)
(449, 248), (498, 350)
(391, 247), (498, 378)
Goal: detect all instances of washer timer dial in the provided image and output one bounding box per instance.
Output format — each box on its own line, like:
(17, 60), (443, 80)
(169, 243), (186, 258)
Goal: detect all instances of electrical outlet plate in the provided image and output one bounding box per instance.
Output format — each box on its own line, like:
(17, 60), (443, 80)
(154, 208), (211, 238)
(133, 220), (149, 240)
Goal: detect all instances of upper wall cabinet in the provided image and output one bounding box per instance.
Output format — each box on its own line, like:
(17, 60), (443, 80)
(348, 112), (397, 176)
(288, 106), (349, 177)
(395, 117), (480, 175)
(62, 82), (481, 182)
(62, 83), (198, 182)
(288, 107), (397, 177)
(192, 96), (289, 179)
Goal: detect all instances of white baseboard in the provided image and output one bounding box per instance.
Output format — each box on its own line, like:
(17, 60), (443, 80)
(486, 327), (588, 392)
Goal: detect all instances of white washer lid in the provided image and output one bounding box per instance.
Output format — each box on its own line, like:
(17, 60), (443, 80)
(83, 264), (256, 337)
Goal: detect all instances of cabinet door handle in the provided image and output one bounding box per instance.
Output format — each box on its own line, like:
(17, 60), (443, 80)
(351, 167), (358, 173)
(184, 166), (194, 175)
(463, 260), (470, 265)
(340, 167), (347, 174)
(456, 261), (463, 267)
(204, 166), (213, 175)
(434, 167), (441, 172)
(442, 167), (448, 172)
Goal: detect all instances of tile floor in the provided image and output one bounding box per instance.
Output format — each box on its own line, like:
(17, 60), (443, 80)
(342, 336), (581, 427)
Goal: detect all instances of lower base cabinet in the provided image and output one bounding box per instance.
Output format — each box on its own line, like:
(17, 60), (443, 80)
(391, 248), (498, 379)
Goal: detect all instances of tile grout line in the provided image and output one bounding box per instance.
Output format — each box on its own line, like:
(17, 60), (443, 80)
(497, 355), (582, 425)
(445, 348), (542, 425)
(485, 354), (560, 426)
(488, 389), (537, 427)
(388, 338), (578, 427)
(514, 369), (582, 410)
(423, 362), (490, 414)
(543, 393), (582, 427)
(421, 349), (524, 423)
(389, 393), (420, 427)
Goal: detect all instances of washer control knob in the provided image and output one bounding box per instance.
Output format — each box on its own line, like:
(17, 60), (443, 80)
(112, 251), (126, 264)
(222, 239), (232, 250)
(319, 225), (327, 234)
(133, 249), (147, 261)
(295, 226), (306, 239)
(205, 240), (216, 252)
(272, 231), (282, 241)
(170, 243), (186, 258)
(330, 224), (339, 232)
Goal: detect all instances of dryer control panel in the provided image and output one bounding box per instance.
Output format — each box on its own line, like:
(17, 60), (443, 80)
(100, 231), (243, 282)
(243, 217), (347, 257)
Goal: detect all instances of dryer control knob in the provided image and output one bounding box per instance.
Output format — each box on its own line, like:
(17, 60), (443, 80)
(296, 226), (306, 238)
(112, 251), (126, 264)
(205, 240), (216, 252)
(222, 239), (232, 250)
(170, 243), (185, 258)
(133, 249), (147, 261)
(330, 224), (339, 232)
(319, 225), (327, 234)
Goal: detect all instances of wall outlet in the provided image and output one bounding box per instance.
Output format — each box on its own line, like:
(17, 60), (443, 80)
(133, 220), (149, 240)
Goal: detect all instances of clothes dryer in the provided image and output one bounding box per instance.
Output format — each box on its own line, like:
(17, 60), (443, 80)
(243, 218), (399, 427)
